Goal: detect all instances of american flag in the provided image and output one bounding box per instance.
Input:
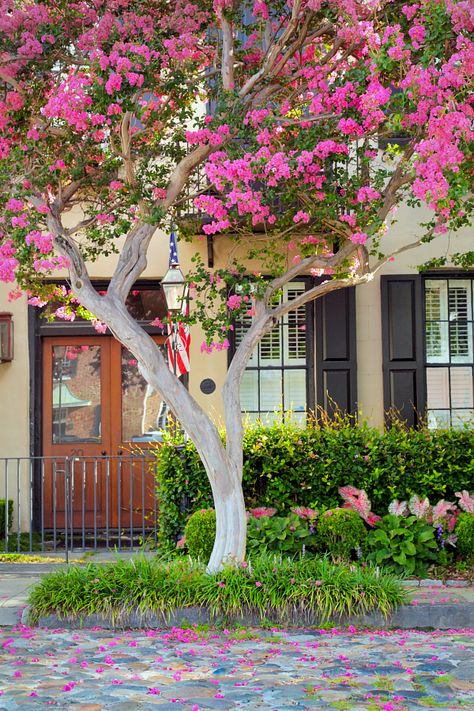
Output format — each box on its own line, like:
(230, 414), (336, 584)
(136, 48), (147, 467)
(167, 230), (190, 377)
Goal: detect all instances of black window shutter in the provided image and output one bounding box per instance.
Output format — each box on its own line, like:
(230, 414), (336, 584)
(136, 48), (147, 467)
(315, 287), (357, 416)
(381, 275), (426, 427)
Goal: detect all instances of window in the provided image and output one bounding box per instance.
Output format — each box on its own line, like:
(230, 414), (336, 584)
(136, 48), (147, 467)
(234, 283), (309, 424)
(425, 278), (474, 429)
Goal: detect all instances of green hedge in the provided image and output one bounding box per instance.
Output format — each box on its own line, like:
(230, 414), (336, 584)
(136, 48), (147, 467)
(155, 420), (474, 549)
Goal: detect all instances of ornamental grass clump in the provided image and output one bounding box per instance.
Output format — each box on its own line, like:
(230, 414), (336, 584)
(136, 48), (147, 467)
(27, 555), (406, 625)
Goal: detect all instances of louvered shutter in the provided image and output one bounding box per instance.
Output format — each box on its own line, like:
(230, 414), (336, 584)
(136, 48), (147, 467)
(315, 287), (357, 416)
(381, 275), (426, 426)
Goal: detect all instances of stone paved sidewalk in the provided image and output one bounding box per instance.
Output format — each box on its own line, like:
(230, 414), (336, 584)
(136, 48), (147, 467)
(0, 624), (473, 709)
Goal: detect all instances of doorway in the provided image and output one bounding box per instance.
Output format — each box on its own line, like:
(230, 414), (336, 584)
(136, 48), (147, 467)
(42, 335), (167, 531)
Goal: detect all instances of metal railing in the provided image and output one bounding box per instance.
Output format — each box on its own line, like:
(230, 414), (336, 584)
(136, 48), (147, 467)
(0, 455), (158, 558)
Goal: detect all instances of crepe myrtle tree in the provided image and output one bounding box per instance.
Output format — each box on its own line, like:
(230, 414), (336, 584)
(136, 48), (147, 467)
(0, 0), (473, 571)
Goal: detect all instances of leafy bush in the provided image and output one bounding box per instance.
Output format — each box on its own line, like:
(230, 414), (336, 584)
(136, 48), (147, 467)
(184, 509), (216, 562)
(315, 508), (367, 560)
(27, 555), (406, 625)
(0, 499), (13, 538)
(0, 532), (42, 552)
(155, 420), (474, 549)
(455, 513), (474, 563)
(247, 512), (315, 556)
(367, 514), (438, 576)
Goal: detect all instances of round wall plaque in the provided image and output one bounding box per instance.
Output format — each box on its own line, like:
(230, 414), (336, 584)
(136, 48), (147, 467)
(200, 378), (216, 394)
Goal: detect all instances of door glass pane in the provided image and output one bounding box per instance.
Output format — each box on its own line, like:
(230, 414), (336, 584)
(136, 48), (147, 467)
(121, 348), (168, 442)
(52, 345), (102, 444)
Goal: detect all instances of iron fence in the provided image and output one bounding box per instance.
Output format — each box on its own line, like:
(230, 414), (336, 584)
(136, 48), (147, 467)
(0, 455), (158, 558)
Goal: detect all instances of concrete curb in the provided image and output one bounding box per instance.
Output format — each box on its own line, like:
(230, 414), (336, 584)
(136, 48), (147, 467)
(24, 601), (474, 631)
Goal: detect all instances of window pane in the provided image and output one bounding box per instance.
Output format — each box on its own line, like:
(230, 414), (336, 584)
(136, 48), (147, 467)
(450, 367), (473, 409)
(240, 371), (259, 412)
(259, 324), (282, 364)
(234, 314), (257, 365)
(257, 411), (281, 425)
(449, 280), (471, 320)
(260, 370), (282, 411)
(451, 410), (474, 429)
(426, 322), (449, 363)
(427, 409), (450, 430)
(426, 368), (450, 409)
(284, 316), (306, 363)
(425, 280), (448, 320)
(425, 278), (474, 430)
(121, 348), (167, 442)
(235, 281), (309, 422)
(284, 369), (306, 413)
(125, 289), (168, 322)
(285, 411), (307, 426)
(52, 345), (101, 444)
(450, 322), (472, 364)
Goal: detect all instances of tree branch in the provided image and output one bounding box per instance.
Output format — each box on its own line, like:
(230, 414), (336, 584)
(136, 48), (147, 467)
(221, 12), (235, 91)
(265, 241), (358, 302)
(377, 146), (415, 223)
(238, 0), (304, 98)
(271, 274), (369, 321)
(0, 69), (22, 92)
(371, 229), (437, 274)
(107, 221), (156, 302)
(161, 144), (216, 209)
(44, 207), (102, 308)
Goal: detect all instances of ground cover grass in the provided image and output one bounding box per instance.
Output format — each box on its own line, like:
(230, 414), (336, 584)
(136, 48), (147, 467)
(0, 553), (64, 563)
(28, 555), (406, 625)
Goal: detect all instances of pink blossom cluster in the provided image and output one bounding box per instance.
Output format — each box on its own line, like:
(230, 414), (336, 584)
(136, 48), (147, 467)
(200, 339), (230, 354)
(185, 124), (230, 147)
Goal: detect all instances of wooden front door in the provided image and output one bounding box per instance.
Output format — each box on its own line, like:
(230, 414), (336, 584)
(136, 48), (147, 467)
(42, 336), (166, 530)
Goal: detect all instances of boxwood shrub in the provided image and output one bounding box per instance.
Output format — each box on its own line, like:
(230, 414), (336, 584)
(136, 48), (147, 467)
(455, 513), (474, 563)
(184, 509), (216, 561)
(155, 418), (474, 549)
(315, 508), (367, 560)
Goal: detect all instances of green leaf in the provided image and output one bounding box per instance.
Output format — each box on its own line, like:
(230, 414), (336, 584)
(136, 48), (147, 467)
(393, 552), (407, 566)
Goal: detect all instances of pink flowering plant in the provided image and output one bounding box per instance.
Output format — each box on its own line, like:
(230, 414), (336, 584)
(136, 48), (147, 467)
(338, 485), (474, 572)
(1, 1), (473, 571)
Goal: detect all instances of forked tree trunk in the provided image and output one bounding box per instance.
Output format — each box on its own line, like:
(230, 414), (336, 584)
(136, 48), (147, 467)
(69, 292), (248, 572)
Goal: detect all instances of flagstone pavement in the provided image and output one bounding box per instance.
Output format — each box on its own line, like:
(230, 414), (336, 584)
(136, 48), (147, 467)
(0, 624), (473, 710)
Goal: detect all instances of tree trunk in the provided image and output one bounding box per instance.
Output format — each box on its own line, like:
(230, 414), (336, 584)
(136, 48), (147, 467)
(207, 465), (247, 574)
